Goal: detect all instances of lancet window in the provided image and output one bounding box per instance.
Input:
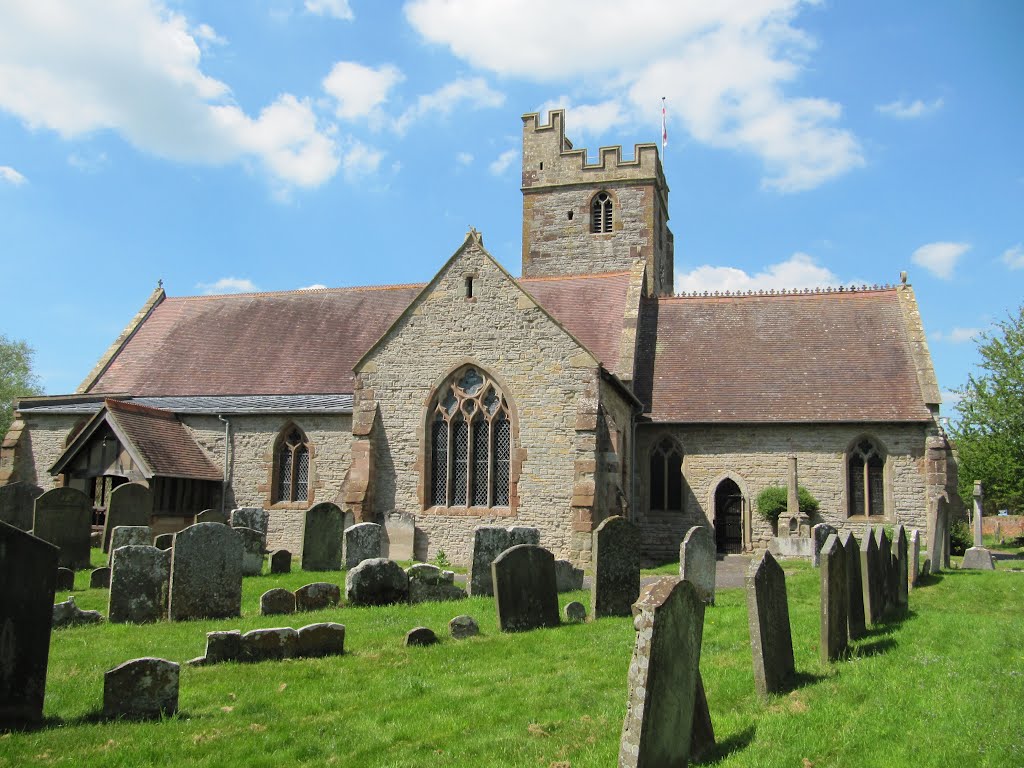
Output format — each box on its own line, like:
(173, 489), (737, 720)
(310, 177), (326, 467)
(275, 425), (310, 503)
(649, 438), (683, 512)
(848, 438), (885, 517)
(591, 191), (613, 233)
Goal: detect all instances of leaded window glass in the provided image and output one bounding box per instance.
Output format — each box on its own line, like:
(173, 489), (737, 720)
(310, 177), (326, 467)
(452, 418), (469, 506)
(848, 439), (885, 517)
(275, 426), (310, 503)
(650, 438), (683, 512)
(431, 417), (448, 506)
(472, 418), (489, 506)
(493, 413), (510, 506)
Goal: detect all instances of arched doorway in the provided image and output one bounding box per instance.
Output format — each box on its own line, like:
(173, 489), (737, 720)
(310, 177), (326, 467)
(714, 479), (744, 554)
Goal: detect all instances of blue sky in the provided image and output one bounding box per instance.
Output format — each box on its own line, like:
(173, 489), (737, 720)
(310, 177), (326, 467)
(0, 0), (1021, 415)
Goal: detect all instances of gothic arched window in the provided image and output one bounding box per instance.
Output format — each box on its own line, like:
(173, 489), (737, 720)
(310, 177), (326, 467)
(274, 425), (310, 503)
(429, 367), (511, 508)
(649, 438), (683, 511)
(591, 191), (613, 233)
(848, 438), (885, 517)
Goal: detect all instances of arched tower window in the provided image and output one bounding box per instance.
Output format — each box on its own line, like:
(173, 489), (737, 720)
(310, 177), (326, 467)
(591, 191), (613, 233)
(848, 438), (885, 517)
(429, 367), (511, 508)
(649, 438), (683, 511)
(274, 425), (310, 503)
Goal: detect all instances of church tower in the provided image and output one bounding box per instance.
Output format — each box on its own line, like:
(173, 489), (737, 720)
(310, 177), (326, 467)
(520, 109), (674, 296)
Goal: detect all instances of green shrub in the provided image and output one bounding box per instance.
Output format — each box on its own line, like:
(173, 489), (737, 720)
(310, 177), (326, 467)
(950, 519), (972, 556)
(755, 485), (820, 523)
(433, 548), (452, 569)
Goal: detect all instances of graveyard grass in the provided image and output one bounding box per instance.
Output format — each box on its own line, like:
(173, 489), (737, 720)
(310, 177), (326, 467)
(4, 552), (1023, 767)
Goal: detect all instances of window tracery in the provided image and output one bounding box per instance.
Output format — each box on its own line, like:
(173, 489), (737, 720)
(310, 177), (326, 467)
(649, 438), (683, 511)
(275, 425), (310, 503)
(848, 438), (885, 517)
(591, 191), (613, 233)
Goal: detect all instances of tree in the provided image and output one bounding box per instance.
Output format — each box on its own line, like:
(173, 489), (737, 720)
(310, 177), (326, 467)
(0, 334), (42, 438)
(950, 304), (1024, 514)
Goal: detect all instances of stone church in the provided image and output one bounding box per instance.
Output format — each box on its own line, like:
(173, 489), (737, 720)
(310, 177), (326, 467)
(2, 110), (961, 565)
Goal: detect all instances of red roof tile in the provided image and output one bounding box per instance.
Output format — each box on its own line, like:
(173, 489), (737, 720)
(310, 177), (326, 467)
(105, 400), (222, 480)
(636, 289), (933, 423)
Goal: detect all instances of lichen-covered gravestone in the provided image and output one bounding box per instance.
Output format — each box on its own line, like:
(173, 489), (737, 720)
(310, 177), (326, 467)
(926, 497), (948, 574)
(876, 526), (894, 615)
(407, 564), (465, 603)
(0, 521), (58, 727)
(492, 545), (560, 633)
(468, 525), (539, 596)
(344, 522), (382, 569)
(235, 526), (265, 576)
(909, 529), (921, 590)
(33, 487), (92, 570)
(383, 511), (415, 561)
(680, 525), (716, 605)
(168, 523), (243, 621)
(229, 507), (268, 548)
(746, 550), (795, 697)
(893, 524), (909, 614)
(619, 577), (705, 767)
(860, 528), (883, 625)
(102, 483), (152, 553)
(839, 531), (865, 640)
(107, 525), (152, 565)
(295, 582), (341, 611)
(554, 559), (584, 592)
(591, 516), (640, 619)
(103, 657), (179, 720)
(302, 502), (343, 571)
(109, 545), (171, 624)
(0, 481), (41, 531)
(345, 559), (409, 606)
(195, 509), (227, 525)
(819, 534), (848, 663)
(811, 523), (838, 567)
(261, 588), (296, 616)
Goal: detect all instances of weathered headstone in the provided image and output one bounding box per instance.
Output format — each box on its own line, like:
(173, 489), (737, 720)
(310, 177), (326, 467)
(746, 550), (794, 697)
(874, 526), (893, 615)
(449, 615), (479, 639)
(619, 577), (705, 767)
(467, 525), (540, 596)
(680, 525), (716, 605)
(107, 525), (152, 565)
(102, 483), (152, 553)
(0, 521), (58, 726)
(235, 526), (265, 576)
(168, 523), (243, 621)
(492, 544), (560, 633)
(195, 509), (227, 525)
(811, 523), (838, 567)
(270, 549), (292, 574)
(839, 531), (866, 640)
(591, 516), (641, 619)
(260, 588), (296, 616)
(0, 481), (41, 531)
(55, 567), (75, 591)
(554, 559), (585, 592)
(407, 563), (466, 603)
(33, 487), (92, 569)
(240, 627), (299, 662)
(109, 545), (171, 624)
(383, 511), (415, 561)
(229, 507), (268, 539)
(294, 582), (341, 612)
(344, 522), (382, 569)
(820, 534), (849, 663)
(90, 566), (111, 589)
(345, 558), (409, 606)
(564, 601), (587, 622)
(296, 622), (345, 658)
(927, 496), (948, 574)
(909, 529), (921, 589)
(690, 671), (716, 762)
(153, 533), (174, 551)
(204, 630), (242, 663)
(893, 525), (909, 614)
(404, 626), (438, 647)
(52, 596), (103, 628)
(103, 657), (179, 720)
(962, 481), (996, 570)
(860, 528), (883, 625)
(302, 502), (344, 570)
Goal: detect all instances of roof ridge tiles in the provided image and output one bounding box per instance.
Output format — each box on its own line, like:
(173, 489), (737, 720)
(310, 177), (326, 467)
(667, 284), (898, 300)
(104, 398), (176, 420)
(168, 282), (429, 300)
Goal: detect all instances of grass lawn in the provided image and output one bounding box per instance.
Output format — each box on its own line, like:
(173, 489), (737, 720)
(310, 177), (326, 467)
(4, 552), (1023, 767)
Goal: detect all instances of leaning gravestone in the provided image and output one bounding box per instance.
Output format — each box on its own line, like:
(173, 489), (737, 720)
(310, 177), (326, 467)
(383, 511), (415, 561)
(230, 507), (268, 543)
(0, 521), (58, 726)
(107, 525), (152, 565)
(33, 487), (92, 569)
(811, 523), (838, 567)
(102, 483), (152, 553)
(346, 558), (409, 606)
(344, 522), (382, 569)
(591, 516), (641, 619)
(302, 502), (343, 571)
(492, 544), (560, 633)
(680, 525), (716, 605)
(168, 523), (243, 621)
(195, 509), (227, 525)
(819, 534), (849, 663)
(235, 527), (266, 576)
(619, 577), (704, 768)
(893, 525), (909, 614)
(103, 657), (179, 720)
(0, 481), (41, 531)
(860, 529), (883, 625)
(746, 550), (795, 697)
(839, 531), (866, 640)
(909, 529), (921, 590)
(109, 545), (171, 624)
(468, 525), (540, 596)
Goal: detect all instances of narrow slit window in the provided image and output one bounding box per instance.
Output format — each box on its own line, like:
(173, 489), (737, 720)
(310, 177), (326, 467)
(465, 276), (474, 299)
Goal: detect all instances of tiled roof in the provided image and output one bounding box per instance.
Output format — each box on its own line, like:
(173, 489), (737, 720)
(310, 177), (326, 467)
(104, 400), (222, 480)
(636, 288), (933, 423)
(19, 394), (353, 415)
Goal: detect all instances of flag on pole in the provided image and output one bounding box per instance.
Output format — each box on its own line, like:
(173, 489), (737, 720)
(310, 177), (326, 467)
(661, 97), (667, 154)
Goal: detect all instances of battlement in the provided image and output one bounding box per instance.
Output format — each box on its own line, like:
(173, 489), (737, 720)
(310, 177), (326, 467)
(521, 109), (666, 195)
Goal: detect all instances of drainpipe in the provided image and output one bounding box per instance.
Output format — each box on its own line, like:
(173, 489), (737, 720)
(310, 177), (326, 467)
(217, 415), (231, 515)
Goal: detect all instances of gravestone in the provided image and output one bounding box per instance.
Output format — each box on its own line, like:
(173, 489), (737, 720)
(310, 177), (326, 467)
(449, 614), (479, 639)
(407, 563), (466, 603)
(0, 481), (40, 531)
(860, 529), (883, 625)
(270, 549), (292, 574)
(345, 558), (409, 606)
(103, 657), (179, 720)
(90, 566), (111, 589)
(467, 525), (540, 596)
(240, 627), (298, 662)
(260, 588), (296, 616)
(909, 529), (921, 589)
(893, 525), (909, 614)
(591, 516), (641, 619)
(564, 601), (587, 622)
(229, 507), (269, 539)
(746, 550), (795, 697)
(205, 630), (242, 663)
(55, 567), (75, 591)
(554, 559), (584, 592)
(33, 487), (92, 569)
(926, 496), (948, 574)
(235, 526), (265, 576)
(296, 623), (345, 658)
(962, 481), (996, 570)
(492, 545), (560, 632)
(52, 596), (103, 628)
(811, 523), (838, 567)
(819, 534), (849, 663)
(839, 531), (866, 640)
(619, 577), (705, 768)
(154, 533), (174, 551)
(195, 509), (227, 525)
(344, 522), (382, 569)
(0, 521), (58, 726)
(168, 523), (243, 621)
(109, 545), (171, 624)
(294, 582), (341, 611)
(383, 511), (415, 561)
(690, 671), (717, 762)
(107, 525), (152, 565)
(404, 627), (438, 647)
(302, 502), (344, 570)
(680, 525), (716, 605)
(102, 483), (152, 553)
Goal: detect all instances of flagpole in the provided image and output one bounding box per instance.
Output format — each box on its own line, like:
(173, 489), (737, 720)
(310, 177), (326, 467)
(661, 97), (667, 164)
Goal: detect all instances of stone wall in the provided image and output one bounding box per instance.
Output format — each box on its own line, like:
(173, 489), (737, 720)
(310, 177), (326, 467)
(8, 413), (84, 490)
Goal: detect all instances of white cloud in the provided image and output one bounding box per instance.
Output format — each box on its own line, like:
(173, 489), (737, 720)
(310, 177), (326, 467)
(193, 23), (226, 49)
(322, 61), (404, 120)
(197, 277), (259, 294)
(876, 97), (944, 119)
(406, 0), (863, 192)
(940, 389), (962, 407)
(931, 327), (981, 344)
(456, 152), (473, 166)
(0, 165), (27, 185)
(911, 241), (970, 280)
(67, 151), (108, 173)
(341, 140), (383, 180)
(0, 1), (339, 189)
(305, 0), (354, 20)
(489, 149), (517, 176)
(1001, 243), (1024, 270)
(395, 77), (504, 134)
(675, 252), (841, 294)
(298, 283), (328, 290)
(537, 97), (627, 141)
